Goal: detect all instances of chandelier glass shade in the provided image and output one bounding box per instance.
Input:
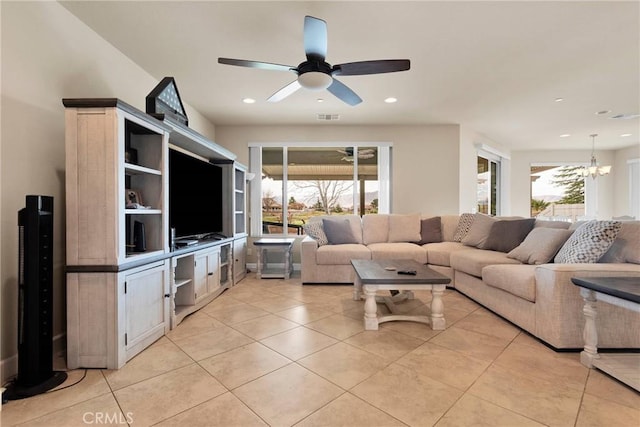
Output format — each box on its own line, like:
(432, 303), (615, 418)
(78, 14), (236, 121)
(580, 134), (611, 179)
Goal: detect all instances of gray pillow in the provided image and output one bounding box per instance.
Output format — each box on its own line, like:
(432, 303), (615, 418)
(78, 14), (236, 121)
(302, 222), (328, 246)
(322, 219), (358, 245)
(508, 228), (573, 264)
(417, 216), (443, 244)
(462, 214), (495, 248)
(482, 218), (536, 253)
(554, 220), (622, 263)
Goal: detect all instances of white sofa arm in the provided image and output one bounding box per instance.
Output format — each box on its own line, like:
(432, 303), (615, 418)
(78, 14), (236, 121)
(534, 263), (640, 348)
(301, 236), (319, 283)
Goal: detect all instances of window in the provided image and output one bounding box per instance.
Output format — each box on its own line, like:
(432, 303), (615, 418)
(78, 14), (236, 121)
(530, 163), (598, 221)
(249, 143), (391, 236)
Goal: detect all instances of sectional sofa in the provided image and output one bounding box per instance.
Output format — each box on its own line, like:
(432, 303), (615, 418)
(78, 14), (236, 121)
(300, 213), (640, 350)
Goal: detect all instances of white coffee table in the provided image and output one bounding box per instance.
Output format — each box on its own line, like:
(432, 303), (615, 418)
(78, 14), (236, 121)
(351, 259), (451, 330)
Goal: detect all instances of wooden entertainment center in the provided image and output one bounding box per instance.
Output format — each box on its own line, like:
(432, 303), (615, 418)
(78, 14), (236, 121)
(63, 98), (247, 369)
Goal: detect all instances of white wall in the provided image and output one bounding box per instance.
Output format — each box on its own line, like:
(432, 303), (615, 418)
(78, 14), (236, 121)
(215, 124), (462, 216)
(0, 2), (216, 379)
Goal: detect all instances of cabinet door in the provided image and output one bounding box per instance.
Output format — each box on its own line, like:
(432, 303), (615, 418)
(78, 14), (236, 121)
(207, 249), (220, 292)
(124, 262), (169, 362)
(233, 237), (247, 283)
(194, 253), (208, 301)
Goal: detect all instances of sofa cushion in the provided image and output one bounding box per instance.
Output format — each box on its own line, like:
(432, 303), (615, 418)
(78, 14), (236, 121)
(319, 215), (363, 244)
(453, 213), (475, 242)
(423, 241), (472, 267)
(388, 214), (421, 242)
(451, 248), (522, 278)
(483, 264), (537, 302)
(417, 216), (443, 244)
(534, 220), (572, 229)
(316, 244), (371, 265)
(462, 214), (495, 248)
(362, 214), (389, 245)
(323, 219), (358, 245)
(302, 222), (328, 246)
(508, 227), (573, 264)
(598, 221), (640, 264)
(555, 220), (622, 263)
(368, 242), (428, 264)
(482, 218), (536, 252)
(441, 215), (460, 242)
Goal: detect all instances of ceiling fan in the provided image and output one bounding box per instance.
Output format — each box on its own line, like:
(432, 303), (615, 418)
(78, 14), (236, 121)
(218, 16), (410, 106)
(337, 148), (376, 161)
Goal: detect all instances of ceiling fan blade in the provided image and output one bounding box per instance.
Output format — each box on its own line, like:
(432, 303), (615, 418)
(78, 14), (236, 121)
(327, 78), (362, 106)
(333, 59), (410, 76)
(267, 80), (302, 103)
(304, 16), (327, 61)
(218, 57), (295, 72)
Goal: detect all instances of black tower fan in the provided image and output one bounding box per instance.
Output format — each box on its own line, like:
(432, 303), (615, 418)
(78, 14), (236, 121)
(3, 195), (67, 401)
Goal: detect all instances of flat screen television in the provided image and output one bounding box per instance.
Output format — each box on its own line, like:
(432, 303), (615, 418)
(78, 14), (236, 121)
(169, 148), (224, 241)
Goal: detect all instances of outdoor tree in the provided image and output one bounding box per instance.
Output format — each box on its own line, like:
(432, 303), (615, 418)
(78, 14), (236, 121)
(292, 180), (353, 215)
(262, 189), (280, 212)
(531, 198), (550, 216)
(552, 166), (585, 204)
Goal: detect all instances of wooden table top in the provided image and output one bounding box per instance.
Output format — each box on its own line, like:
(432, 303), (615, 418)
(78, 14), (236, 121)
(253, 238), (296, 246)
(351, 259), (451, 285)
(571, 276), (640, 304)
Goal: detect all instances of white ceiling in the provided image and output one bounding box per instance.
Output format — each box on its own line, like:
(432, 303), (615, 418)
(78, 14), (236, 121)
(60, 1), (639, 151)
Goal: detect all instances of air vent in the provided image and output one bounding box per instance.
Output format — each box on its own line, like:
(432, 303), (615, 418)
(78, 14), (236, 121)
(317, 114), (340, 121)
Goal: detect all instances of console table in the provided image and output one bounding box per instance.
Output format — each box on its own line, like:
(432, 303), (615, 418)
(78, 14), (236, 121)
(571, 276), (640, 391)
(254, 238), (295, 279)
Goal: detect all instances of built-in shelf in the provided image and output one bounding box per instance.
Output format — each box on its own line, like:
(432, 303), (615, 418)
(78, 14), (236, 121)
(125, 209), (162, 215)
(174, 278), (191, 288)
(125, 163), (162, 175)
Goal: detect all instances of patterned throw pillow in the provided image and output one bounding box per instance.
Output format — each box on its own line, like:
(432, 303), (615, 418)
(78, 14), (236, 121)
(554, 220), (622, 263)
(302, 221), (328, 246)
(453, 213), (475, 242)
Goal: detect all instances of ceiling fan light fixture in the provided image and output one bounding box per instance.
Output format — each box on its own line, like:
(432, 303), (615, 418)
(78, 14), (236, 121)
(298, 71), (332, 91)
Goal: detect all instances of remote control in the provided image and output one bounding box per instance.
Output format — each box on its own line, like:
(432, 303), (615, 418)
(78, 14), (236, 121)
(397, 270), (417, 275)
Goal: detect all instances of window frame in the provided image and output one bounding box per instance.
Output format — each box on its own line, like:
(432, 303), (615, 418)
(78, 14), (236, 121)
(249, 142), (392, 236)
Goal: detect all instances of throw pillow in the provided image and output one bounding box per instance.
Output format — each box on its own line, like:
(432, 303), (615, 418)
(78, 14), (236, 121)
(462, 214), (495, 248)
(554, 220), (622, 263)
(508, 227), (573, 264)
(482, 218), (536, 253)
(417, 216), (443, 244)
(598, 221), (640, 264)
(322, 219), (358, 245)
(534, 220), (571, 230)
(388, 214), (421, 242)
(453, 213), (475, 242)
(302, 222), (328, 246)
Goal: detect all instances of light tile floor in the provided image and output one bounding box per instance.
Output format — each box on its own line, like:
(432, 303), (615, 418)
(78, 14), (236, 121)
(3, 273), (639, 426)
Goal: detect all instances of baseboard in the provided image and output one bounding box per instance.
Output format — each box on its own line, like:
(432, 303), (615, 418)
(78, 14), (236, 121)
(1, 332), (66, 384)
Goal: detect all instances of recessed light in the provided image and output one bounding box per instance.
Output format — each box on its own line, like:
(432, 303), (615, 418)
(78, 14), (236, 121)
(554, 97), (564, 102)
(559, 134), (571, 138)
(242, 98), (256, 104)
(595, 110), (611, 115)
(621, 133), (632, 137)
(384, 97), (397, 104)
(317, 98), (324, 103)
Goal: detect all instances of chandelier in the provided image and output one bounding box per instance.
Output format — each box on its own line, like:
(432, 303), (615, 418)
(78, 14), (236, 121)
(580, 134), (611, 179)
